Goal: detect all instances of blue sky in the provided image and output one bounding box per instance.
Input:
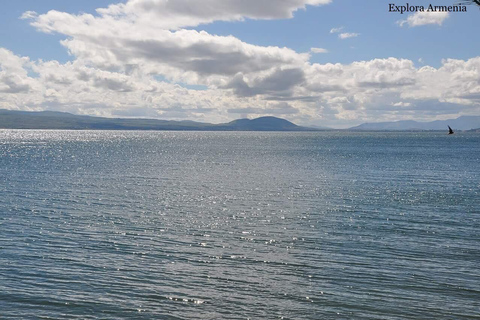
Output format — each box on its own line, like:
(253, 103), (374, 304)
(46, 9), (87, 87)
(198, 0), (479, 67)
(0, 0), (115, 63)
(0, 0), (479, 127)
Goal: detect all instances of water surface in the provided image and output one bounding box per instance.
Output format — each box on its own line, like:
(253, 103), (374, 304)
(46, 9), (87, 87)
(1, 130), (479, 319)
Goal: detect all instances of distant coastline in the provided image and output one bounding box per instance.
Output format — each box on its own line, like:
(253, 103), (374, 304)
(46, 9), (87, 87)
(0, 109), (318, 132)
(1, 109), (480, 131)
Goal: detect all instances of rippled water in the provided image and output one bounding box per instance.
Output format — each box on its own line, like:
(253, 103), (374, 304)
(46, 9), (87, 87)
(1, 130), (479, 319)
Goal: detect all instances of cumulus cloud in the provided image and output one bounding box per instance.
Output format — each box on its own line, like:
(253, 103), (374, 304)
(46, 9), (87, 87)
(0, 49), (236, 122)
(27, 0), (332, 36)
(96, 0), (332, 30)
(397, 11), (449, 27)
(0, 75), (31, 93)
(25, 6), (310, 89)
(0, 48), (36, 94)
(226, 68), (306, 98)
(303, 56), (480, 123)
(2, 45), (480, 126)
(401, 57), (480, 105)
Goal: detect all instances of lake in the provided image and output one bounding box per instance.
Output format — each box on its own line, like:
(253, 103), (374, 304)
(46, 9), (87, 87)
(1, 130), (479, 319)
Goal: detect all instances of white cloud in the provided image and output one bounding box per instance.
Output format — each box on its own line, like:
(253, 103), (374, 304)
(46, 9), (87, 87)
(0, 48), (37, 94)
(2, 45), (480, 127)
(26, 7), (310, 89)
(310, 47), (328, 53)
(96, 0), (332, 30)
(338, 32), (359, 39)
(19, 11), (38, 20)
(303, 56), (480, 123)
(330, 26), (344, 33)
(397, 11), (449, 27)
(330, 26), (359, 40)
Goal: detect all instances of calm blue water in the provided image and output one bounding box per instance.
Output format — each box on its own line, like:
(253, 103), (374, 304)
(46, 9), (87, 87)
(1, 130), (479, 319)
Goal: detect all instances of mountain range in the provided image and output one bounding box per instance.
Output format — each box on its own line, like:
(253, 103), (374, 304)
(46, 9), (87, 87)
(0, 109), (314, 131)
(1, 109), (480, 131)
(349, 116), (480, 131)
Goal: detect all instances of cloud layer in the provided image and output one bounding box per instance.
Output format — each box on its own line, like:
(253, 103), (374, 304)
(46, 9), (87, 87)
(0, 0), (478, 127)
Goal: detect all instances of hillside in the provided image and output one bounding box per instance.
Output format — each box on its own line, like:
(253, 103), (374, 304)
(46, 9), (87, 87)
(0, 109), (316, 131)
(217, 116), (310, 131)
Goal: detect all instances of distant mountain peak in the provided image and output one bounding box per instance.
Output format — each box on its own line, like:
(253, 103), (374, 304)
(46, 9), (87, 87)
(226, 116), (306, 131)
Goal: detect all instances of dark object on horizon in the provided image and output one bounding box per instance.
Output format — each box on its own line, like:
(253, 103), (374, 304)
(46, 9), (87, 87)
(448, 125), (454, 135)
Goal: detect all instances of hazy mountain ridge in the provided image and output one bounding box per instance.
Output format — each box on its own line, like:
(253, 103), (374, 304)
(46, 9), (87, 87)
(2, 109), (480, 131)
(349, 116), (480, 131)
(0, 109), (315, 131)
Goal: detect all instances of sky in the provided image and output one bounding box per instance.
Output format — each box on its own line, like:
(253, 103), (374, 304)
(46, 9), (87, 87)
(0, 0), (479, 128)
